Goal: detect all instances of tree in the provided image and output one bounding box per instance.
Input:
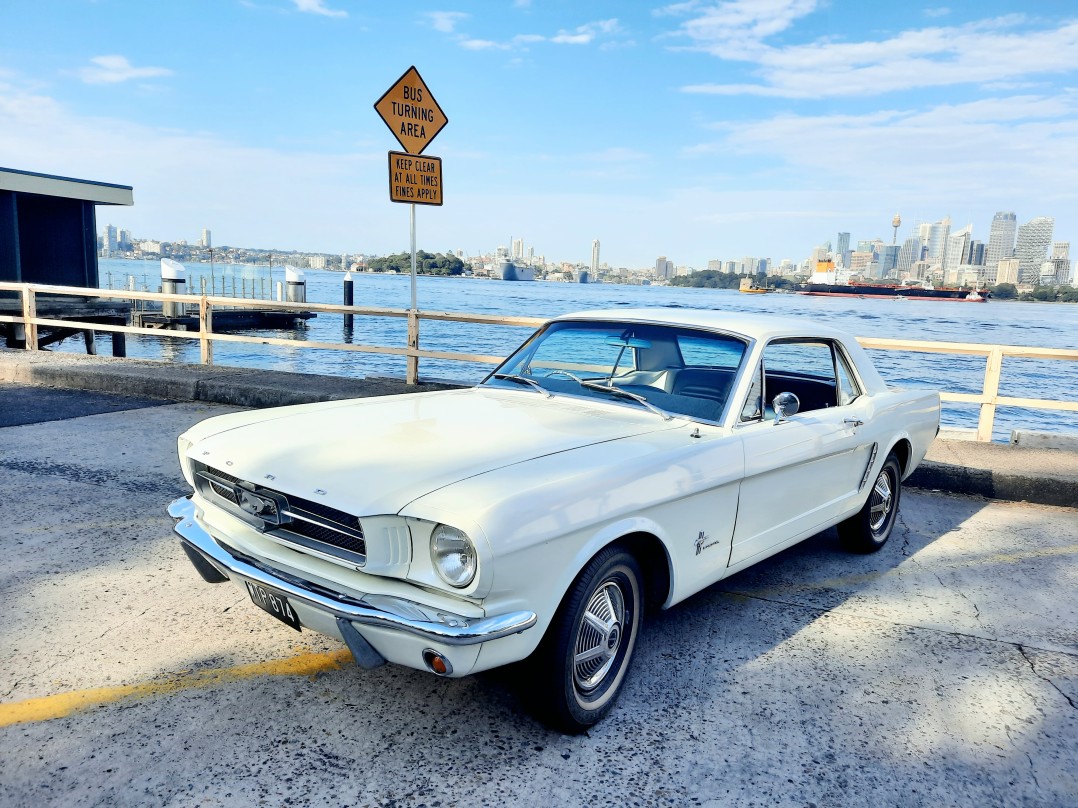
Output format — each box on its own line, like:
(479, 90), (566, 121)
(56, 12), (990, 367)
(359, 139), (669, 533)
(991, 283), (1018, 300)
(367, 251), (465, 276)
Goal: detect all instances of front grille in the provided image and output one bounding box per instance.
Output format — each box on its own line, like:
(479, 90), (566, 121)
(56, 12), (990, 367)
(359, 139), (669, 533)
(193, 461), (366, 564)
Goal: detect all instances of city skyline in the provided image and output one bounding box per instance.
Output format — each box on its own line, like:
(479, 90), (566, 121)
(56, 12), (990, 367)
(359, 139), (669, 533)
(104, 204), (1074, 284)
(14, 1), (1074, 268)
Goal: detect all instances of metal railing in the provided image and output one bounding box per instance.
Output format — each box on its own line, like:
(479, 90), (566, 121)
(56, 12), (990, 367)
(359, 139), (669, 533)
(2, 281), (1076, 442)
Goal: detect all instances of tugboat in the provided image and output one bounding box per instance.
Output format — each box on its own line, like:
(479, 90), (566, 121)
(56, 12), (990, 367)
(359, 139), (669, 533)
(739, 277), (771, 294)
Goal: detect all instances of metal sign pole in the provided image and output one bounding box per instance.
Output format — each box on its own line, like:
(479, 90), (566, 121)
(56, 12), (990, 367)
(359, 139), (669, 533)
(407, 202), (419, 384)
(410, 203), (417, 310)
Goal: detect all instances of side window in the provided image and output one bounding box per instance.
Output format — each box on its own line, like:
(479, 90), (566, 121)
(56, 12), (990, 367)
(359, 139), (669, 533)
(740, 361), (764, 421)
(754, 339), (843, 415)
(835, 349), (862, 405)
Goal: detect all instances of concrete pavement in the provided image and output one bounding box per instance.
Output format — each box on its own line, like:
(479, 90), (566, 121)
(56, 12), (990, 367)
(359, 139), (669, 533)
(0, 388), (1075, 806)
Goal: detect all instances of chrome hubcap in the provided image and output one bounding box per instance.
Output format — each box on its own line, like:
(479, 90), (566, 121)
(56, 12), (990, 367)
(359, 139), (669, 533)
(574, 581), (626, 692)
(868, 469), (894, 532)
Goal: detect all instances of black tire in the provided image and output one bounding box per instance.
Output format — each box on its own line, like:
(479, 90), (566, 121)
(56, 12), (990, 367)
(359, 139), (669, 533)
(839, 452), (902, 553)
(531, 546), (643, 733)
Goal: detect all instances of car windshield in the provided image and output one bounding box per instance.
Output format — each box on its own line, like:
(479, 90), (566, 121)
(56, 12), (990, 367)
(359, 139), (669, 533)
(484, 320), (748, 423)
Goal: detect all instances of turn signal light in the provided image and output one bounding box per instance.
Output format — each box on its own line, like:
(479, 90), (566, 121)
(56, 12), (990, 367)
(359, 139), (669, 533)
(422, 649), (453, 676)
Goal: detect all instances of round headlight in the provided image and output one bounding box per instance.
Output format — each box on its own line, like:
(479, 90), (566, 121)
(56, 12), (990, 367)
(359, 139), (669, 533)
(429, 524), (477, 588)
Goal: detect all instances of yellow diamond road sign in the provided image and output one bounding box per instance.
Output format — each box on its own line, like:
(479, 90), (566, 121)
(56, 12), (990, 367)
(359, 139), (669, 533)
(374, 66), (448, 156)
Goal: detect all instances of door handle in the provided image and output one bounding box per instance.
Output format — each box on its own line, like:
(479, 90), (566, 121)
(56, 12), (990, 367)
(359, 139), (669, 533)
(843, 418), (864, 428)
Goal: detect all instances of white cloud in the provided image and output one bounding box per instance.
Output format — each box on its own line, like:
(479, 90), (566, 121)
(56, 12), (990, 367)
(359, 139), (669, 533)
(459, 38), (509, 51)
(424, 11), (468, 34)
(924, 7), (951, 18)
(691, 94), (1078, 201)
(292, 0), (347, 19)
(77, 55), (173, 85)
(674, 0), (819, 56)
(438, 17), (622, 51)
(550, 19), (621, 45)
(678, 15), (1078, 98)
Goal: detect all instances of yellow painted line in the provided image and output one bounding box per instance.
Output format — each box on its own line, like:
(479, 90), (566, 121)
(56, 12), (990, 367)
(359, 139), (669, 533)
(0, 648), (353, 729)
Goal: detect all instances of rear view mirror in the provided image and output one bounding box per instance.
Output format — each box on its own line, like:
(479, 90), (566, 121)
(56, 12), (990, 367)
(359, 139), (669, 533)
(773, 392), (800, 423)
(605, 336), (652, 350)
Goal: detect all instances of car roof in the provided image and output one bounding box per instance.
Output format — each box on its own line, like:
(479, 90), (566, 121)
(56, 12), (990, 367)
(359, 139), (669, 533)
(552, 308), (853, 343)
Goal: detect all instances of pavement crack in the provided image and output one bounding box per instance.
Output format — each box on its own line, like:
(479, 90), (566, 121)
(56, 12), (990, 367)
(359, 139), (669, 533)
(1018, 644), (1078, 711)
(1025, 752), (1040, 790)
(896, 512), (913, 557)
(932, 570), (983, 626)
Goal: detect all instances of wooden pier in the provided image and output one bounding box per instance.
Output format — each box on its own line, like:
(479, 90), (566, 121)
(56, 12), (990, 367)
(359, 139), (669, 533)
(132, 307), (315, 331)
(0, 295), (130, 355)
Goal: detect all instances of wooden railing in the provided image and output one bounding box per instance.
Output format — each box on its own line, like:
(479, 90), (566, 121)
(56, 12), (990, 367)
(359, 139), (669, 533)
(2, 281), (1076, 442)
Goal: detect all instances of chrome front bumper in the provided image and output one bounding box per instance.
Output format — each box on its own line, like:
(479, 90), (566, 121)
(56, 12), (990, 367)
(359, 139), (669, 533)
(168, 496), (537, 647)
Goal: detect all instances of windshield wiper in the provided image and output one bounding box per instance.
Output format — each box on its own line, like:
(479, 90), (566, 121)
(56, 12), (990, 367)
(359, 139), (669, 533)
(579, 381), (672, 420)
(491, 373), (553, 398)
(541, 369), (671, 420)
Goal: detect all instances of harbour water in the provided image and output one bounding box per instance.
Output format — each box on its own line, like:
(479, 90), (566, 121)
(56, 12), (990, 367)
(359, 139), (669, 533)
(76, 259), (1078, 440)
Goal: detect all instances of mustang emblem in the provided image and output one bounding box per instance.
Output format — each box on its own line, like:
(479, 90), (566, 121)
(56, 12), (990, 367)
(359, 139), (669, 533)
(695, 531), (719, 556)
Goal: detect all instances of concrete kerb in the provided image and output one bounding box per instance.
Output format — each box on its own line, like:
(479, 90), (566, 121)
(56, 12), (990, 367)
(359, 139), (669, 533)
(0, 349), (458, 409)
(2, 348), (1076, 508)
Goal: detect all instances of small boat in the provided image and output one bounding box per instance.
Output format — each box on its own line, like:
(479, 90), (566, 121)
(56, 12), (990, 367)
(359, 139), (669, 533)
(739, 278), (771, 294)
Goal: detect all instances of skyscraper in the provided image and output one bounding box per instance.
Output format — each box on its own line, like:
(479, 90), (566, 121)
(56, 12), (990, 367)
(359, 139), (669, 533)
(1015, 217), (1054, 285)
(920, 217), (951, 261)
(942, 224), (972, 280)
(836, 232), (850, 258)
(102, 224), (117, 256)
(1046, 242), (1071, 286)
(896, 236), (921, 277)
(591, 240), (600, 273)
(985, 211), (1016, 270)
(200, 228), (212, 248)
(878, 244), (900, 278)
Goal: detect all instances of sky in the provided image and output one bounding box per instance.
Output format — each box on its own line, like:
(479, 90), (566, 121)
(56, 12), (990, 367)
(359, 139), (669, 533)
(2, 1), (1078, 269)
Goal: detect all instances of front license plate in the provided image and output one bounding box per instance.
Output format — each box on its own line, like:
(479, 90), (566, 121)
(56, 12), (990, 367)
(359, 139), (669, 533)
(245, 581), (302, 632)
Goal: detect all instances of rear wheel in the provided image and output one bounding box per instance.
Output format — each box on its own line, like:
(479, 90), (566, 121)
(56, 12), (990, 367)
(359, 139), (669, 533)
(839, 453), (901, 553)
(531, 546), (642, 733)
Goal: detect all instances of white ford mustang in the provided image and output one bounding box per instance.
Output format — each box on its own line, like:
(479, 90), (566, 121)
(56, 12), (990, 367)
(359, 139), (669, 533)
(170, 309), (939, 731)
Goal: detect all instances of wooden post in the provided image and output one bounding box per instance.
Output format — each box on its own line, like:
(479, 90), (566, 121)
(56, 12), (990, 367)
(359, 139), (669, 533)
(199, 296), (214, 365)
(111, 330), (127, 358)
(406, 308), (420, 385)
(21, 284), (37, 351)
(83, 329), (98, 355)
(976, 347), (1004, 442)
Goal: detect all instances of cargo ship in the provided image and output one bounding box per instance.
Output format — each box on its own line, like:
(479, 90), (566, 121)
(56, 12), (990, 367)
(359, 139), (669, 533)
(797, 261), (988, 302)
(797, 282), (987, 301)
(497, 259), (535, 281)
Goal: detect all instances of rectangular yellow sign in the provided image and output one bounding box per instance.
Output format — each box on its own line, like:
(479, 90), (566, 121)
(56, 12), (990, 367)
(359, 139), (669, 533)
(387, 151), (443, 206)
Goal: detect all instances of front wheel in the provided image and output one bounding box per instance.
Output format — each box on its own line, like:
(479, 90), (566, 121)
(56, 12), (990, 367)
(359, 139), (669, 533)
(839, 452), (901, 553)
(531, 546), (643, 733)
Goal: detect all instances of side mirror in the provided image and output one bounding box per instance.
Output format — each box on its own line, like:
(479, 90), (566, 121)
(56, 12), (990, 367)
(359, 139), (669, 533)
(773, 392), (800, 423)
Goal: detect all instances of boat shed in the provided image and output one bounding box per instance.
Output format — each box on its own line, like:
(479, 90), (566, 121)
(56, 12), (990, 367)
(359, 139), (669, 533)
(0, 167), (133, 287)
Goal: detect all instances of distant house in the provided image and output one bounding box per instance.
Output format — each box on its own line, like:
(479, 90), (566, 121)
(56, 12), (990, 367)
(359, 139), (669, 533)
(0, 167), (133, 288)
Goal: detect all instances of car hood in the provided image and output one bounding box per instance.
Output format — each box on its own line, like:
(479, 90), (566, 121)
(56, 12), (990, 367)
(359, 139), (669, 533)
(188, 387), (680, 515)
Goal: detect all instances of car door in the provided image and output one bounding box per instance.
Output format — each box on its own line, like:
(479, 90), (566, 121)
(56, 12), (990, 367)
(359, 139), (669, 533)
(729, 338), (875, 567)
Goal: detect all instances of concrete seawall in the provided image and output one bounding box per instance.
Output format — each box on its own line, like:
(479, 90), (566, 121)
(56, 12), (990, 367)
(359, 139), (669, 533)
(2, 347), (1076, 508)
